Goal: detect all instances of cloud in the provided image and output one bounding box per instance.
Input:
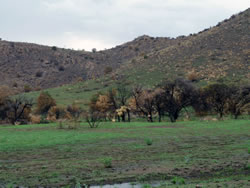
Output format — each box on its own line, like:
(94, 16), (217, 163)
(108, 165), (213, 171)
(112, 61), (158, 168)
(0, 0), (249, 50)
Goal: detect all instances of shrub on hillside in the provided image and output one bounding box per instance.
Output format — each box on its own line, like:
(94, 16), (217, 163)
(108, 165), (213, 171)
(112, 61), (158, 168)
(104, 66), (113, 75)
(187, 72), (199, 82)
(24, 85), (32, 93)
(35, 71), (43, 78)
(58, 65), (65, 71)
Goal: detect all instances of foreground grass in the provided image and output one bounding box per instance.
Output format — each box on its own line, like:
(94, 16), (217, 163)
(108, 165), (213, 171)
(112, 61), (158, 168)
(0, 120), (249, 187)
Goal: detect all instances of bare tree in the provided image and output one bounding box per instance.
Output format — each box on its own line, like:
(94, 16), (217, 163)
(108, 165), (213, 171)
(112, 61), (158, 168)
(84, 111), (102, 128)
(7, 96), (33, 125)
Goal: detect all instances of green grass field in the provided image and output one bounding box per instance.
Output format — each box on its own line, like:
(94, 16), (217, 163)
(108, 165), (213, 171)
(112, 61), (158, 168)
(0, 119), (249, 187)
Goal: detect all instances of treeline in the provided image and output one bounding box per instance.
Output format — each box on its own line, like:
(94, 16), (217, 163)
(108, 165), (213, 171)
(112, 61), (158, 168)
(88, 79), (250, 122)
(0, 79), (249, 125)
(0, 90), (81, 125)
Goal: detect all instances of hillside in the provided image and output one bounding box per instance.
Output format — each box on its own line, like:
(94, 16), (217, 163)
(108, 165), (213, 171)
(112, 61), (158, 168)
(0, 8), (249, 93)
(0, 35), (176, 92)
(119, 8), (250, 86)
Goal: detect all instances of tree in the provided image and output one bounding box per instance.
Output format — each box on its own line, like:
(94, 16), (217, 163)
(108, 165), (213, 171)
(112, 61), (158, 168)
(36, 92), (56, 115)
(0, 86), (13, 121)
(92, 48), (97, 53)
(106, 88), (120, 121)
(116, 83), (132, 122)
(227, 85), (250, 119)
(0, 98), (11, 121)
(203, 83), (231, 118)
(161, 79), (197, 122)
(95, 94), (112, 119)
(152, 88), (165, 122)
(131, 86), (155, 122)
(7, 96), (33, 125)
(192, 88), (212, 116)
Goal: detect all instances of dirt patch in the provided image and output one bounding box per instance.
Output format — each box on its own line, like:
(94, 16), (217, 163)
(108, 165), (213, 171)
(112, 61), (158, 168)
(147, 125), (185, 128)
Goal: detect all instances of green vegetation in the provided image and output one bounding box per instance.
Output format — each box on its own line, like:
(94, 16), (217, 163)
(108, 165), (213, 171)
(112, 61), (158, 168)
(101, 157), (113, 168)
(0, 120), (249, 187)
(145, 138), (153, 146)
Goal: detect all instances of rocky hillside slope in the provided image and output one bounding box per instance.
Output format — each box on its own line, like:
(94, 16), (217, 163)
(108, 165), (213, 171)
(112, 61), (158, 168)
(0, 8), (249, 92)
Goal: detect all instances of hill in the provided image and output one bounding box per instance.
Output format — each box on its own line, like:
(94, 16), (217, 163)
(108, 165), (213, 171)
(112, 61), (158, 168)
(0, 8), (249, 93)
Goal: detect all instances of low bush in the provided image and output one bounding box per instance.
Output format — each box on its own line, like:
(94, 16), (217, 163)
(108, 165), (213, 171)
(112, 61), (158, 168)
(145, 138), (153, 146)
(30, 115), (41, 124)
(101, 157), (112, 168)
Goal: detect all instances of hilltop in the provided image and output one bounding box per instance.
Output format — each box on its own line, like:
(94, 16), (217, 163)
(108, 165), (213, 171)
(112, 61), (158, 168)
(0, 8), (249, 93)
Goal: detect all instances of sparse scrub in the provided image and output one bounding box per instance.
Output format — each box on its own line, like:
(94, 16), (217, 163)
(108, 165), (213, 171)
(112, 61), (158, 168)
(171, 176), (186, 185)
(24, 85), (32, 93)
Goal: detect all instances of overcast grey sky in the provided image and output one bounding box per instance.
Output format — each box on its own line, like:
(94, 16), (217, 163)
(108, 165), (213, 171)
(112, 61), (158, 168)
(0, 0), (249, 51)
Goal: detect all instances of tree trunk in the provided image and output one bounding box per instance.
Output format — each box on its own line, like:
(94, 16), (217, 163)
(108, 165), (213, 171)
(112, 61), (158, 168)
(219, 111), (223, 119)
(147, 113), (153, 122)
(122, 112), (126, 122)
(158, 113), (161, 122)
(127, 110), (131, 122)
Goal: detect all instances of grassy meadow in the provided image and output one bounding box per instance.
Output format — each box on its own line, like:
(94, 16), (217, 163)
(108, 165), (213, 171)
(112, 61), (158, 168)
(0, 119), (249, 187)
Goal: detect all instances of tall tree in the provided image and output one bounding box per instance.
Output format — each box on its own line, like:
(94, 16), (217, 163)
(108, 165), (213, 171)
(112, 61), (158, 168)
(227, 85), (250, 119)
(203, 83), (231, 118)
(161, 79), (197, 122)
(131, 86), (155, 122)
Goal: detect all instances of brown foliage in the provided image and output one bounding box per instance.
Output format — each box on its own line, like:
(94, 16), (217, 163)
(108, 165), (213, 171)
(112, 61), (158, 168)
(36, 92), (56, 115)
(187, 72), (199, 82)
(30, 115), (41, 124)
(47, 106), (67, 121)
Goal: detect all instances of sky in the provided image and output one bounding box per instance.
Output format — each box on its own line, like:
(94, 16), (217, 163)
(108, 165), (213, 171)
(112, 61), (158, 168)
(0, 0), (249, 51)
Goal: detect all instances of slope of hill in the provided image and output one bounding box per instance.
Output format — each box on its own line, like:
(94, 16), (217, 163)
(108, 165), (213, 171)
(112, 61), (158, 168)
(0, 35), (176, 91)
(0, 8), (249, 93)
(119, 8), (250, 86)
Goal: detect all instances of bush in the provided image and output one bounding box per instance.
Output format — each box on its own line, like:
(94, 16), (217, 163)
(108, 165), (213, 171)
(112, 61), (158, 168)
(104, 66), (113, 75)
(35, 71), (43, 77)
(47, 106), (67, 120)
(30, 115), (41, 124)
(36, 92), (56, 115)
(51, 46), (57, 51)
(58, 65), (65, 71)
(24, 85), (32, 93)
(145, 138), (153, 146)
(92, 48), (97, 53)
(187, 72), (199, 82)
(101, 157), (112, 168)
(171, 177), (186, 185)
